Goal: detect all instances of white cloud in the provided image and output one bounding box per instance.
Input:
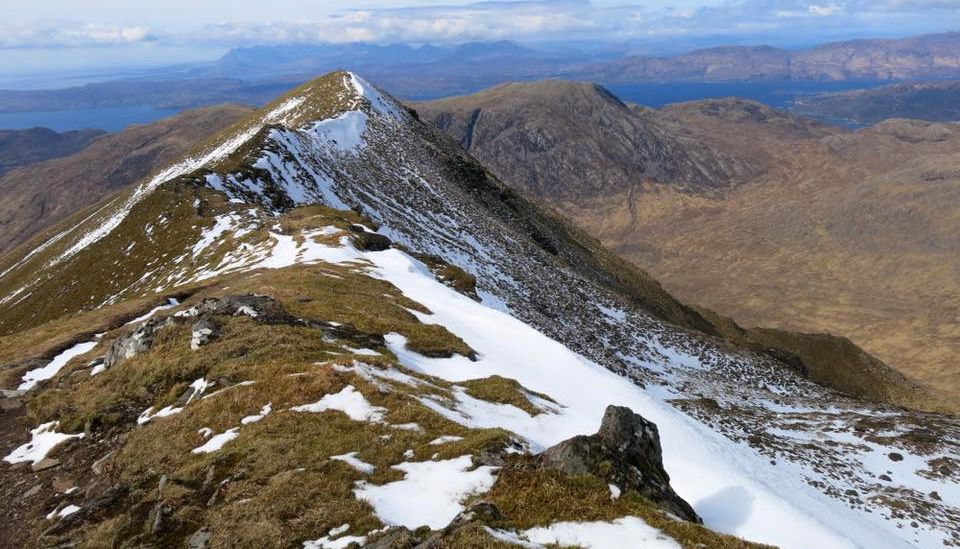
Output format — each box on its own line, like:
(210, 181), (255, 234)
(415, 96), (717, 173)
(0, 0), (955, 51)
(160, 2), (606, 47)
(1, 21), (156, 48)
(808, 4), (844, 16)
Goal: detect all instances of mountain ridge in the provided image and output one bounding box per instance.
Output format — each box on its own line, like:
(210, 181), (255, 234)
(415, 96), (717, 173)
(0, 70), (957, 549)
(580, 31), (960, 83)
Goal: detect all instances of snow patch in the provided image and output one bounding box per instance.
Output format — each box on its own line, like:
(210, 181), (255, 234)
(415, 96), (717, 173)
(428, 435), (464, 446)
(137, 405), (183, 425)
(240, 403), (272, 425)
(191, 428), (240, 454)
(303, 523), (369, 549)
(126, 298), (179, 325)
(331, 452), (375, 474)
(3, 421), (84, 465)
(18, 340), (98, 391)
(46, 504), (82, 520)
(354, 455), (497, 530)
(499, 517), (681, 549)
(305, 111), (369, 153)
(291, 385), (386, 423)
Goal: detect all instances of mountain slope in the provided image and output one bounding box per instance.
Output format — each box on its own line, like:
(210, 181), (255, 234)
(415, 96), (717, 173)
(0, 104), (253, 255)
(418, 80), (756, 200)
(0, 127), (105, 176)
(0, 71), (957, 549)
(417, 81), (960, 411)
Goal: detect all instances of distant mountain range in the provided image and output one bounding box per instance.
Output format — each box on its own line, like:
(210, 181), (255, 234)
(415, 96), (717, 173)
(1, 32), (959, 120)
(581, 32), (960, 83)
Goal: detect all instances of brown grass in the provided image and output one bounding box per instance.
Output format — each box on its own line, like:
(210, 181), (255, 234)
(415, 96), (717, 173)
(487, 464), (773, 549)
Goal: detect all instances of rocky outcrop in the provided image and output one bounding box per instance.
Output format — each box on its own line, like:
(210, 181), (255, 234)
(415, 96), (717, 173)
(102, 294), (385, 366)
(349, 224), (392, 251)
(539, 405), (700, 522)
(190, 318), (220, 350)
(103, 317), (175, 369)
(194, 294), (298, 324)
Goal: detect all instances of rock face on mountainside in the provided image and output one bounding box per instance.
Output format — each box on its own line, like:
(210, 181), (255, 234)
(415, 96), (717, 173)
(0, 104), (252, 255)
(540, 405), (699, 523)
(418, 81), (960, 412)
(792, 80), (960, 125)
(0, 127), (105, 176)
(0, 71), (957, 549)
(417, 80), (755, 200)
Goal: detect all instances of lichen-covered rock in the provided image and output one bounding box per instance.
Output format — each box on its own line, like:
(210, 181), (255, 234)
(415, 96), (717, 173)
(539, 404), (700, 523)
(103, 317), (175, 369)
(196, 294), (296, 324)
(190, 318), (220, 350)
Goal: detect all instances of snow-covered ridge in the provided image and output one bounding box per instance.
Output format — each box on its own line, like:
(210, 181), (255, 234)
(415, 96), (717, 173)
(200, 73), (407, 210)
(1, 71), (390, 281)
(170, 88), (956, 546)
(46, 95), (308, 270)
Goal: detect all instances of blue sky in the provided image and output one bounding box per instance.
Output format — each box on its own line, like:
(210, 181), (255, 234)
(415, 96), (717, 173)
(1, 1), (957, 73)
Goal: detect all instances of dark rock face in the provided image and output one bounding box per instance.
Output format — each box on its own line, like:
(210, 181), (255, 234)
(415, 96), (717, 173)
(349, 224), (392, 251)
(540, 405), (700, 523)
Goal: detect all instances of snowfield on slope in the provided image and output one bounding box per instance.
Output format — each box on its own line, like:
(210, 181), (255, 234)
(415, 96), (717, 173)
(204, 230), (914, 549)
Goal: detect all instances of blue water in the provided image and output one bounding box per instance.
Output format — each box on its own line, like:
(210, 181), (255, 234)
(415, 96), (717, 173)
(0, 106), (179, 132)
(603, 81), (883, 109)
(0, 81), (885, 132)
